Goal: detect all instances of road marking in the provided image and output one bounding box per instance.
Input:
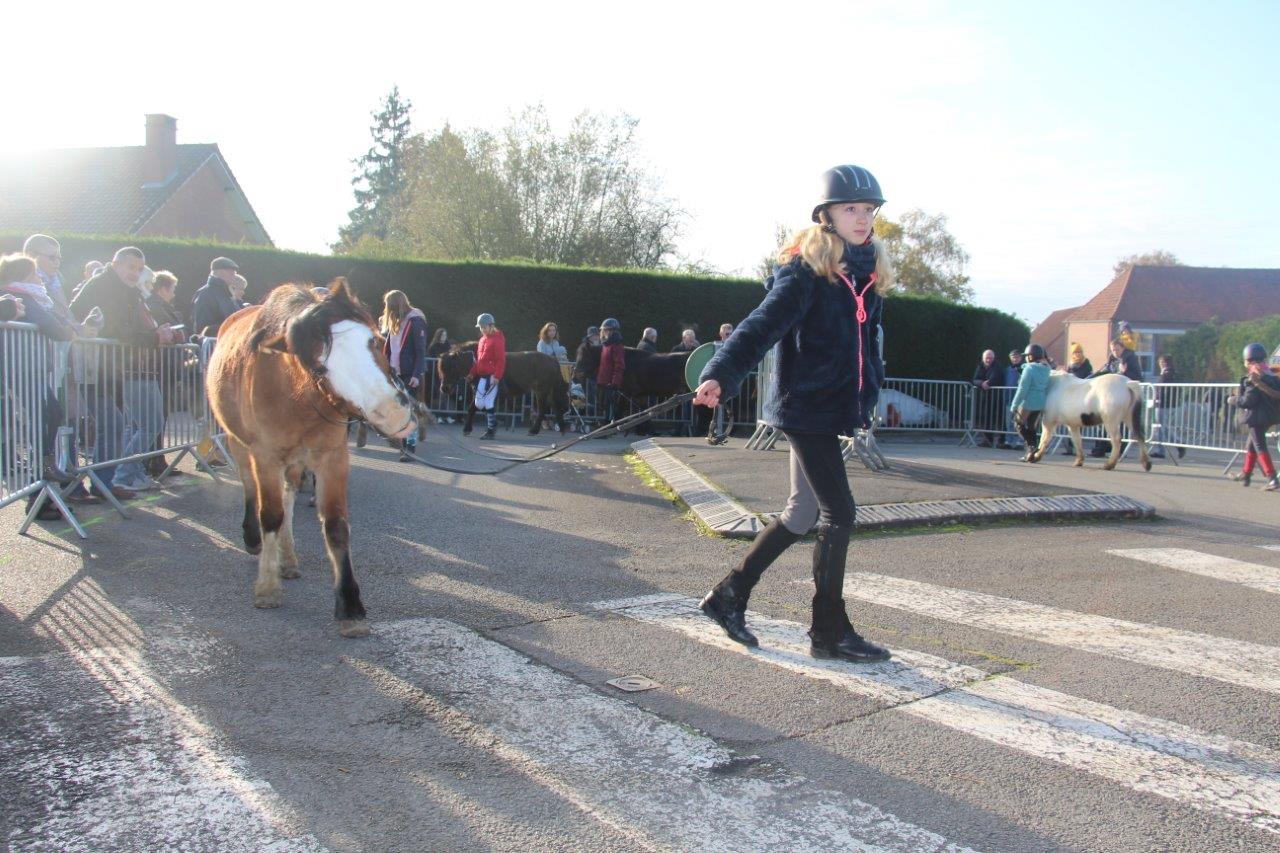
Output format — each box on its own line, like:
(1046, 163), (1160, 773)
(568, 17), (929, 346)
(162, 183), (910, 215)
(1109, 548), (1280, 595)
(839, 572), (1280, 696)
(356, 618), (978, 852)
(594, 595), (1280, 836)
(0, 580), (323, 851)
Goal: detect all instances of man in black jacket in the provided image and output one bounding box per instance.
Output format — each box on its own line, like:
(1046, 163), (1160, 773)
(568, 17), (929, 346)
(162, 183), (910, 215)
(192, 256), (242, 336)
(1086, 338), (1145, 456)
(971, 349), (1003, 447)
(71, 247), (181, 493)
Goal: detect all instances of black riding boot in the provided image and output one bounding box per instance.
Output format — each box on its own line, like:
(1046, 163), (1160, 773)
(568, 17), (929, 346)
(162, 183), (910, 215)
(700, 518), (802, 647)
(808, 523), (891, 663)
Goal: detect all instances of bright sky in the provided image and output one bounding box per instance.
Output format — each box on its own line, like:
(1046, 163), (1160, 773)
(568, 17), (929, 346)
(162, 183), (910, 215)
(8, 1), (1278, 327)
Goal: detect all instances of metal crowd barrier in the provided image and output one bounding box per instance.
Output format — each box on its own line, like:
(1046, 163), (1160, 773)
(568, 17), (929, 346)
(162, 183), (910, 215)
(5, 326), (1273, 540)
(1, 332), (225, 538)
(1, 321), (55, 515)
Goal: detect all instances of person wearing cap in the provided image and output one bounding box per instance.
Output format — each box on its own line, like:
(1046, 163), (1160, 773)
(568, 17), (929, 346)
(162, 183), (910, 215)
(693, 164), (893, 664)
(1010, 344), (1051, 462)
(1227, 343), (1280, 490)
(596, 317), (625, 428)
(468, 313), (505, 440)
(192, 256), (242, 337)
(999, 349), (1025, 450)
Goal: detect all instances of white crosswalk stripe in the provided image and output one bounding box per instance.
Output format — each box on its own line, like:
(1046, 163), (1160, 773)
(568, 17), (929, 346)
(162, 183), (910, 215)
(1108, 548), (1280, 595)
(592, 595), (1280, 836)
(359, 618), (978, 853)
(839, 572), (1280, 696)
(0, 581), (324, 852)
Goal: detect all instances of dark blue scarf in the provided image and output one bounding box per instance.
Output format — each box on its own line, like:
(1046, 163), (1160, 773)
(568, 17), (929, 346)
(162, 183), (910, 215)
(841, 240), (878, 284)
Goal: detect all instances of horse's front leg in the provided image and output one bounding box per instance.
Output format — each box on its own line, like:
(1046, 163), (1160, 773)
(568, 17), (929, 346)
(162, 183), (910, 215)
(278, 461), (306, 579)
(1068, 425), (1086, 467)
(229, 436), (260, 555)
(315, 453), (368, 638)
(528, 393), (543, 436)
(462, 395), (477, 435)
(251, 456), (286, 609)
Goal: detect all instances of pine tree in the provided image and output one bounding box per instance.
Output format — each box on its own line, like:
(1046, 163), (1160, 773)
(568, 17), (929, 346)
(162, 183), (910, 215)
(335, 87), (414, 252)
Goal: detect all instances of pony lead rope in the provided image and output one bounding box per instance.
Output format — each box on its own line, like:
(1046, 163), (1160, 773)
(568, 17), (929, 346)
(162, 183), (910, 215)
(397, 391), (697, 476)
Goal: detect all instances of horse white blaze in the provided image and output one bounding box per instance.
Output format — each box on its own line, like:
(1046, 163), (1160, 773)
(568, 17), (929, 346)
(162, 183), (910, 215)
(321, 320), (415, 439)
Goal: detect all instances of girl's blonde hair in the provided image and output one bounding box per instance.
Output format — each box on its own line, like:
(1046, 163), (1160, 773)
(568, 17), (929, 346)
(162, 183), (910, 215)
(776, 221), (894, 294)
(539, 322), (558, 343)
(380, 290), (412, 334)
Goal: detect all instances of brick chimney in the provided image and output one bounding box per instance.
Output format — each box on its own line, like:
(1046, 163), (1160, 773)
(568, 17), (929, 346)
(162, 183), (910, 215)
(143, 114), (178, 185)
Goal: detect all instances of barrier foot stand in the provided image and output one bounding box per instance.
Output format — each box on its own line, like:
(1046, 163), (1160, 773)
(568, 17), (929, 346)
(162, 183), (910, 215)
(158, 447), (192, 481)
(191, 446), (223, 482)
(19, 483), (87, 539)
(863, 432), (889, 470)
(841, 437), (856, 462)
(211, 434), (239, 476)
(761, 429), (782, 450)
(957, 430), (978, 447)
(1222, 452), (1240, 476)
(87, 469), (130, 519)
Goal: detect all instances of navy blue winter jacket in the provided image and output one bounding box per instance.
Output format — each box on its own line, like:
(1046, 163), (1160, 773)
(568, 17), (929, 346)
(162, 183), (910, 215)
(700, 249), (884, 436)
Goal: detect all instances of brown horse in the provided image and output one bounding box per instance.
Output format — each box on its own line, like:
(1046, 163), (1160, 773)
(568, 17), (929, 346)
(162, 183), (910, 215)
(206, 280), (416, 637)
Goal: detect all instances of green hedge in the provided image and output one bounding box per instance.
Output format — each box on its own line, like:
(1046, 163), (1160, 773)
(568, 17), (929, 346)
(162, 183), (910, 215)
(1167, 314), (1280, 381)
(0, 232), (1027, 381)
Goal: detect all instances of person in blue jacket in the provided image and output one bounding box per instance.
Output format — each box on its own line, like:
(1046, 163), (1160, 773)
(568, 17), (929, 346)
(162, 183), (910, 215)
(1010, 344), (1052, 462)
(693, 165), (892, 663)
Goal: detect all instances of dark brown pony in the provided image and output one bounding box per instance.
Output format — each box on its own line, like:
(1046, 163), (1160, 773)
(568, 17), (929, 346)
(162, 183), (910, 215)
(206, 280), (416, 637)
(436, 343), (569, 435)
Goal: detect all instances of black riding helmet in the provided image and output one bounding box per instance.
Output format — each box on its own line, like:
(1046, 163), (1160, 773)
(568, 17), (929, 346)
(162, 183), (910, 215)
(1244, 342), (1268, 363)
(812, 165), (886, 222)
(1023, 344), (1047, 362)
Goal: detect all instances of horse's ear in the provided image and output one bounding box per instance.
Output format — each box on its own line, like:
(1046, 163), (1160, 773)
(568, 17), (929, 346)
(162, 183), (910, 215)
(327, 277), (358, 306)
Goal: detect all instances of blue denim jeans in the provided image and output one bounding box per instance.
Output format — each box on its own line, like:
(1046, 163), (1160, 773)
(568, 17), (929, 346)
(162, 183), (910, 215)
(116, 378), (163, 485)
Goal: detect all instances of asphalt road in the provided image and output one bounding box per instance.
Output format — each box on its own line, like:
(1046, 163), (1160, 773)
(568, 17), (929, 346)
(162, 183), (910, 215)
(2, 426), (1278, 852)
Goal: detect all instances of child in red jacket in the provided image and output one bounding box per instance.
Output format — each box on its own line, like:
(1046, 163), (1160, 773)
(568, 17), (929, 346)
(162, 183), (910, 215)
(469, 312), (506, 440)
(596, 317), (625, 428)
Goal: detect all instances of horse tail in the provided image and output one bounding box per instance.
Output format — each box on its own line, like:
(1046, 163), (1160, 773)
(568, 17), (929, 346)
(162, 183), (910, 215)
(1129, 383), (1146, 444)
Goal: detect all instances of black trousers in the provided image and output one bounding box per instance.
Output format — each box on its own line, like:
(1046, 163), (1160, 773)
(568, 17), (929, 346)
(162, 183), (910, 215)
(783, 431), (856, 528)
(1014, 408), (1043, 450)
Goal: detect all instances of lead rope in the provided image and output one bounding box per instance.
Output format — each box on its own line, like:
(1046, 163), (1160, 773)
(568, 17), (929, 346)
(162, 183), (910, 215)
(397, 391), (697, 476)
(836, 271), (875, 395)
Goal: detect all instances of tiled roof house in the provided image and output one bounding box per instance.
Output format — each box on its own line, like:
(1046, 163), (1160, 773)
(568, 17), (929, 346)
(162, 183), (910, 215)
(0, 114), (271, 245)
(1034, 265), (1280, 377)
(1029, 305), (1082, 367)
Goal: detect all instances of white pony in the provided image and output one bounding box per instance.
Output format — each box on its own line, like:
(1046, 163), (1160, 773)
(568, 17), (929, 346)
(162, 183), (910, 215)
(1030, 373), (1151, 471)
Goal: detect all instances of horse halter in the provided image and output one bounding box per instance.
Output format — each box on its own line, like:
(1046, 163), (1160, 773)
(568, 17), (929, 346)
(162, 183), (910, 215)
(305, 334), (416, 439)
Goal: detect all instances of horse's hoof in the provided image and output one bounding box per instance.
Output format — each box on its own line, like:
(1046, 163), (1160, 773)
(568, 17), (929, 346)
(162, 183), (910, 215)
(339, 619), (371, 638)
(245, 542), (262, 555)
(1103, 463), (1116, 471)
(1142, 459), (1152, 472)
(1073, 459), (1084, 467)
(254, 591), (282, 609)
(280, 564), (301, 579)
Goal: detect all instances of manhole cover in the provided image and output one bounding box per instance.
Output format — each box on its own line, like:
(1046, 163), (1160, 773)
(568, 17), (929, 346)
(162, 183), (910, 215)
(606, 675), (661, 693)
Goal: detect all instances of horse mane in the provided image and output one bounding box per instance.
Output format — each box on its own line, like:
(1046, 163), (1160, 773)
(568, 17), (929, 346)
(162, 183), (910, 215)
(249, 278), (374, 372)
